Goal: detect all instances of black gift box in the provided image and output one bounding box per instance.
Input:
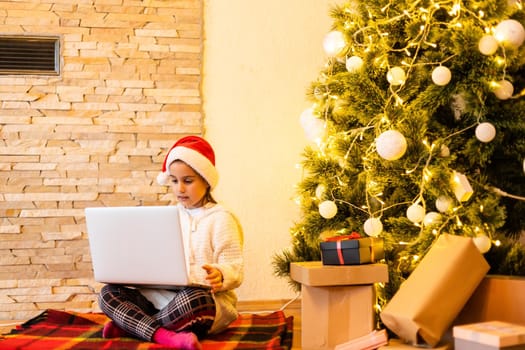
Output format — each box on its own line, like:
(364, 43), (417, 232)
(320, 237), (384, 265)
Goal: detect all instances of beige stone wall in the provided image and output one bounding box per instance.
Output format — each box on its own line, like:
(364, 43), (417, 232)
(0, 0), (203, 320)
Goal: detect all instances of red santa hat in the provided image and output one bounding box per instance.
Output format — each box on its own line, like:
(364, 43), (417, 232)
(157, 135), (218, 190)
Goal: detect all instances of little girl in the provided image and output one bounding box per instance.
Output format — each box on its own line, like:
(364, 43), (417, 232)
(98, 136), (244, 350)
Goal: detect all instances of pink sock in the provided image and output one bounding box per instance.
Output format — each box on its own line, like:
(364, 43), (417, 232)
(102, 321), (129, 338)
(153, 327), (201, 350)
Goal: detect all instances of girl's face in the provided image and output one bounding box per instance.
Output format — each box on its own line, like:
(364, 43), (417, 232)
(168, 160), (210, 209)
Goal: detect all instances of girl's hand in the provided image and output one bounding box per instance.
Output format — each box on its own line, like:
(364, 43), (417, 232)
(202, 264), (223, 293)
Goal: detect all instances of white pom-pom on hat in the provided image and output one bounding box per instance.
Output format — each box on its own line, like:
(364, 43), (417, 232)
(157, 135), (219, 190)
(157, 171), (171, 186)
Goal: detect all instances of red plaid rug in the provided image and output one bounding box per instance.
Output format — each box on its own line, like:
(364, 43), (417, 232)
(0, 309), (293, 349)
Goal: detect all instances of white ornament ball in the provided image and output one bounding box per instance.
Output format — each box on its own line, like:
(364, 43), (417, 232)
(315, 184), (326, 199)
(323, 30), (346, 56)
(319, 200), (338, 219)
(473, 234), (492, 253)
(432, 66), (452, 86)
(436, 196), (453, 213)
(376, 130), (408, 160)
(494, 19), (525, 48)
(346, 55), (364, 72)
(305, 119), (325, 142)
(364, 217), (383, 237)
(387, 66), (406, 86)
(300, 108), (325, 142)
(440, 144), (450, 157)
(300, 107), (315, 127)
(406, 204), (425, 223)
(493, 80), (514, 100)
(475, 122), (496, 143)
(478, 35), (499, 55)
(423, 211), (442, 226)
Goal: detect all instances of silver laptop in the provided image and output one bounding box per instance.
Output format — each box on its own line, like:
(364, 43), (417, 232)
(85, 206), (210, 290)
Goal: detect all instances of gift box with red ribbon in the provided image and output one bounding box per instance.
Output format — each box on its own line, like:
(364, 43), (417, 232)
(320, 233), (384, 265)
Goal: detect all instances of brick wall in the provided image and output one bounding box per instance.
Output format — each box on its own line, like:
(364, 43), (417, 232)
(0, 0), (203, 320)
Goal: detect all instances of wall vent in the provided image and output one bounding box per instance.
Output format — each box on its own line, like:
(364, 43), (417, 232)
(0, 36), (60, 75)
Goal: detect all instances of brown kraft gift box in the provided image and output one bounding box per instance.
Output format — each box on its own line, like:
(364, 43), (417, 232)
(380, 234), (489, 347)
(454, 275), (525, 326)
(291, 261), (389, 349)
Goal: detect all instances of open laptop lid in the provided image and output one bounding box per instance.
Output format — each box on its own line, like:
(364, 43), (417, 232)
(85, 206), (209, 290)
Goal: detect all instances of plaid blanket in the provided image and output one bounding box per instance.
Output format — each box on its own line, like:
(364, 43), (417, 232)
(0, 309), (293, 349)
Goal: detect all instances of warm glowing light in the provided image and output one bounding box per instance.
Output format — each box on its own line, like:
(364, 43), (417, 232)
(494, 57), (506, 66)
(451, 171), (474, 202)
(449, 3), (461, 16)
(423, 168), (432, 181)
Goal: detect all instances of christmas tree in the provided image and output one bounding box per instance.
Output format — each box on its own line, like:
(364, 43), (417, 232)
(273, 0), (525, 304)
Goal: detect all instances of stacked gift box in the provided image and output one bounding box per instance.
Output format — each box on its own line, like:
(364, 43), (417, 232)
(379, 234), (490, 347)
(319, 232), (384, 265)
(453, 321), (525, 350)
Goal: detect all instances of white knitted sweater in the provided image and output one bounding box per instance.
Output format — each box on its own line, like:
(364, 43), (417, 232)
(140, 203), (244, 334)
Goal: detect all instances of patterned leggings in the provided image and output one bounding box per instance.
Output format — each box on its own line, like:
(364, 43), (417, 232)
(99, 284), (216, 341)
